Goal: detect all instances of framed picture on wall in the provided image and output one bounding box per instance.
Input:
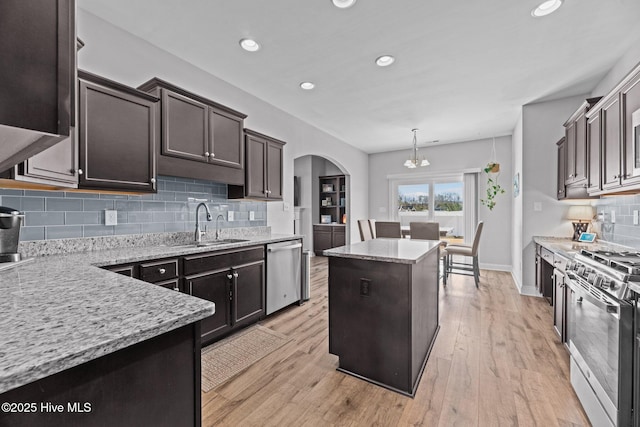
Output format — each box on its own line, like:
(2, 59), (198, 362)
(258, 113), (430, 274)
(513, 173), (520, 198)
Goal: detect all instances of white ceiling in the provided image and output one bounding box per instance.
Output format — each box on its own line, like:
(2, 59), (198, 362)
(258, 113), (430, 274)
(78, 0), (640, 154)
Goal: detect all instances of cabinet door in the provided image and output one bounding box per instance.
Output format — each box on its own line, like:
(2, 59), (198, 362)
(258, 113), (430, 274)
(209, 107), (243, 169)
(79, 80), (157, 192)
(573, 111), (588, 183)
(602, 97), (622, 190)
(232, 260), (265, 326)
(565, 122), (576, 184)
(621, 72), (640, 186)
(586, 111), (601, 193)
(314, 228), (333, 254)
(161, 90), (209, 163)
(18, 133), (78, 187)
(245, 134), (267, 198)
(266, 140), (284, 200)
(187, 270), (232, 345)
(332, 227), (346, 247)
(557, 138), (566, 199)
(535, 253), (543, 294)
(553, 269), (566, 342)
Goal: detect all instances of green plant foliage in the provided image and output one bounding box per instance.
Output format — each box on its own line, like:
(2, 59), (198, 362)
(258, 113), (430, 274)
(480, 164), (505, 210)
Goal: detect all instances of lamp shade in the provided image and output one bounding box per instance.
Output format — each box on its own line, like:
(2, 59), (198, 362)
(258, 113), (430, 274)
(567, 205), (594, 222)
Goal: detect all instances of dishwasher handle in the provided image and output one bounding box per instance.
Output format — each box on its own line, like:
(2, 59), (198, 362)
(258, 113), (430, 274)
(268, 243), (302, 253)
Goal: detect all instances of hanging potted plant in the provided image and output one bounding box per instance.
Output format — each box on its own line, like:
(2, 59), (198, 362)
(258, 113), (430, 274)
(480, 140), (505, 210)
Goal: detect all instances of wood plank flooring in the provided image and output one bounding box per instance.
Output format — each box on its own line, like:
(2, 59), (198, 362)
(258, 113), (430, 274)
(202, 257), (591, 426)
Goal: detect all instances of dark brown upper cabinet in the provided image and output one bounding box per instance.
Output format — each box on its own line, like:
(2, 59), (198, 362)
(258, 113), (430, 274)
(137, 78), (246, 186)
(599, 95), (621, 191)
(78, 71), (159, 193)
(586, 110), (601, 193)
(0, 0), (75, 172)
(620, 67), (640, 187)
(559, 97), (600, 199)
(556, 137), (566, 199)
(229, 129), (286, 201)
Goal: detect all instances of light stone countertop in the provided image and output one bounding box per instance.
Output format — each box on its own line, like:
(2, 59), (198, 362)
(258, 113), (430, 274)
(323, 238), (440, 264)
(0, 233), (301, 395)
(532, 236), (628, 259)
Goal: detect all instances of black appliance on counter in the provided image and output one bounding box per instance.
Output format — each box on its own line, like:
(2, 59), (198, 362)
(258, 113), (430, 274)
(0, 206), (24, 263)
(564, 249), (640, 427)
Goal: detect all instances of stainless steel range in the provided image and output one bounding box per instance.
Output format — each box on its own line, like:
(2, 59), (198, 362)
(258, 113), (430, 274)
(565, 249), (636, 427)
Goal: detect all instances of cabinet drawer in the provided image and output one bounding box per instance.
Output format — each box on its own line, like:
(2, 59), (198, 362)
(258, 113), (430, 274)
(107, 264), (136, 277)
(140, 258), (179, 283)
(183, 246), (264, 276)
(155, 278), (181, 292)
(540, 247), (554, 264)
(553, 254), (569, 272)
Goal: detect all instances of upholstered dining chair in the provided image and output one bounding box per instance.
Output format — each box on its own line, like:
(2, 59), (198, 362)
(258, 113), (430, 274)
(368, 219), (376, 238)
(375, 221), (402, 238)
(445, 221), (484, 287)
(410, 222), (448, 285)
(409, 222), (439, 240)
(358, 219), (374, 241)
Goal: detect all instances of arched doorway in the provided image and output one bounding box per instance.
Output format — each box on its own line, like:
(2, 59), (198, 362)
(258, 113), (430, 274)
(293, 155), (350, 255)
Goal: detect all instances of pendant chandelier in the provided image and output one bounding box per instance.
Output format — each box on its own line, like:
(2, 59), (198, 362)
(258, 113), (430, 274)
(403, 128), (429, 168)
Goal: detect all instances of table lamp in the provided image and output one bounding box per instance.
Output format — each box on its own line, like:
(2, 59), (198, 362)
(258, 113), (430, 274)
(567, 205), (594, 241)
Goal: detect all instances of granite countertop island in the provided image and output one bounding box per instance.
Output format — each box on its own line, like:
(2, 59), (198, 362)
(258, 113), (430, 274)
(325, 237), (441, 396)
(0, 233), (300, 395)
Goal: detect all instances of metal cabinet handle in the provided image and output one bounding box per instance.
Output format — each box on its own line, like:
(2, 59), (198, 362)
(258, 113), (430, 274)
(210, 152), (215, 158)
(77, 169), (83, 175)
(158, 268), (166, 274)
(227, 273), (233, 280)
(151, 177), (156, 184)
(205, 151), (210, 157)
(189, 281), (193, 295)
(233, 272), (239, 279)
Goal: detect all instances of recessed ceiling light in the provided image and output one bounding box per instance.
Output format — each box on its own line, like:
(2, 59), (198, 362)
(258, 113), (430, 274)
(375, 55), (395, 67)
(300, 82), (315, 90)
(332, 0), (356, 9)
(239, 38), (260, 52)
(531, 0), (563, 17)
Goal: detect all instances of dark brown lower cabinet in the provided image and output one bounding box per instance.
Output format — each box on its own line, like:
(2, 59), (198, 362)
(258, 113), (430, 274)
(184, 247), (265, 346)
(313, 224), (346, 254)
(0, 323), (202, 427)
(535, 245), (554, 305)
(553, 268), (567, 343)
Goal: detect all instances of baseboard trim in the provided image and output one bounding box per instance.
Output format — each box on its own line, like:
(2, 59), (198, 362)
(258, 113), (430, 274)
(478, 263), (511, 272)
(519, 284), (539, 297)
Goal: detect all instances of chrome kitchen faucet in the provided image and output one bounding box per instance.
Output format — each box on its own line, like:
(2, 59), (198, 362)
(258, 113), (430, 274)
(194, 202), (212, 243)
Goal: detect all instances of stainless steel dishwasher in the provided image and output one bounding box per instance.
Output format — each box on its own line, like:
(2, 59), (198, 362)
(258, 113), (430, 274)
(266, 240), (302, 315)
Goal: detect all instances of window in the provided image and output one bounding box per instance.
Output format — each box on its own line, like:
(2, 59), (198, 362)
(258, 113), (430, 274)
(390, 175), (466, 240)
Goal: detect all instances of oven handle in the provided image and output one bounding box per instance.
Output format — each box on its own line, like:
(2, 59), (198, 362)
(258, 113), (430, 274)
(564, 271), (619, 314)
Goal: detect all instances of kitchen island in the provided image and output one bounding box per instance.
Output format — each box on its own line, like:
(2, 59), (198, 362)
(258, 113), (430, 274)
(324, 238), (440, 397)
(0, 233), (299, 427)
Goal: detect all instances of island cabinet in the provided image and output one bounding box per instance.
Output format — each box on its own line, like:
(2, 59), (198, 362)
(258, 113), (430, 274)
(183, 246), (265, 346)
(137, 78), (246, 186)
(78, 71), (159, 193)
(228, 129), (286, 200)
(0, 0), (75, 172)
(326, 239), (440, 397)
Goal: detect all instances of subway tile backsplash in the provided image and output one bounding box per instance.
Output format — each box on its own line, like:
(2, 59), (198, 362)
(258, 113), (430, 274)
(0, 176), (267, 241)
(593, 194), (640, 249)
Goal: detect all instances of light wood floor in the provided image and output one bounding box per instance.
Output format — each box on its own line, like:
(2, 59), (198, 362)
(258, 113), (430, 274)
(202, 257), (591, 426)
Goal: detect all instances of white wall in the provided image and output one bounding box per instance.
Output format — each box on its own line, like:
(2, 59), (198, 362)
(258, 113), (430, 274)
(77, 10), (368, 245)
(520, 94), (589, 294)
(368, 136), (513, 270)
(511, 111), (524, 291)
(591, 42), (640, 96)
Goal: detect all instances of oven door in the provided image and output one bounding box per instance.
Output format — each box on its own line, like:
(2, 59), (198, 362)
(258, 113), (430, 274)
(565, 271), (633, 427)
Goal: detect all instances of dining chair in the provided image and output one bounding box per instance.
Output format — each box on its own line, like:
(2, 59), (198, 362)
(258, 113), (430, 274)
(358, 219), (373, 241)
(410, 222), (448, 285)
(445, 222), (484, 287)
(409, 222), (439, 240)
(368, 219), (377, 238)
(375, 221), (402, 238)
